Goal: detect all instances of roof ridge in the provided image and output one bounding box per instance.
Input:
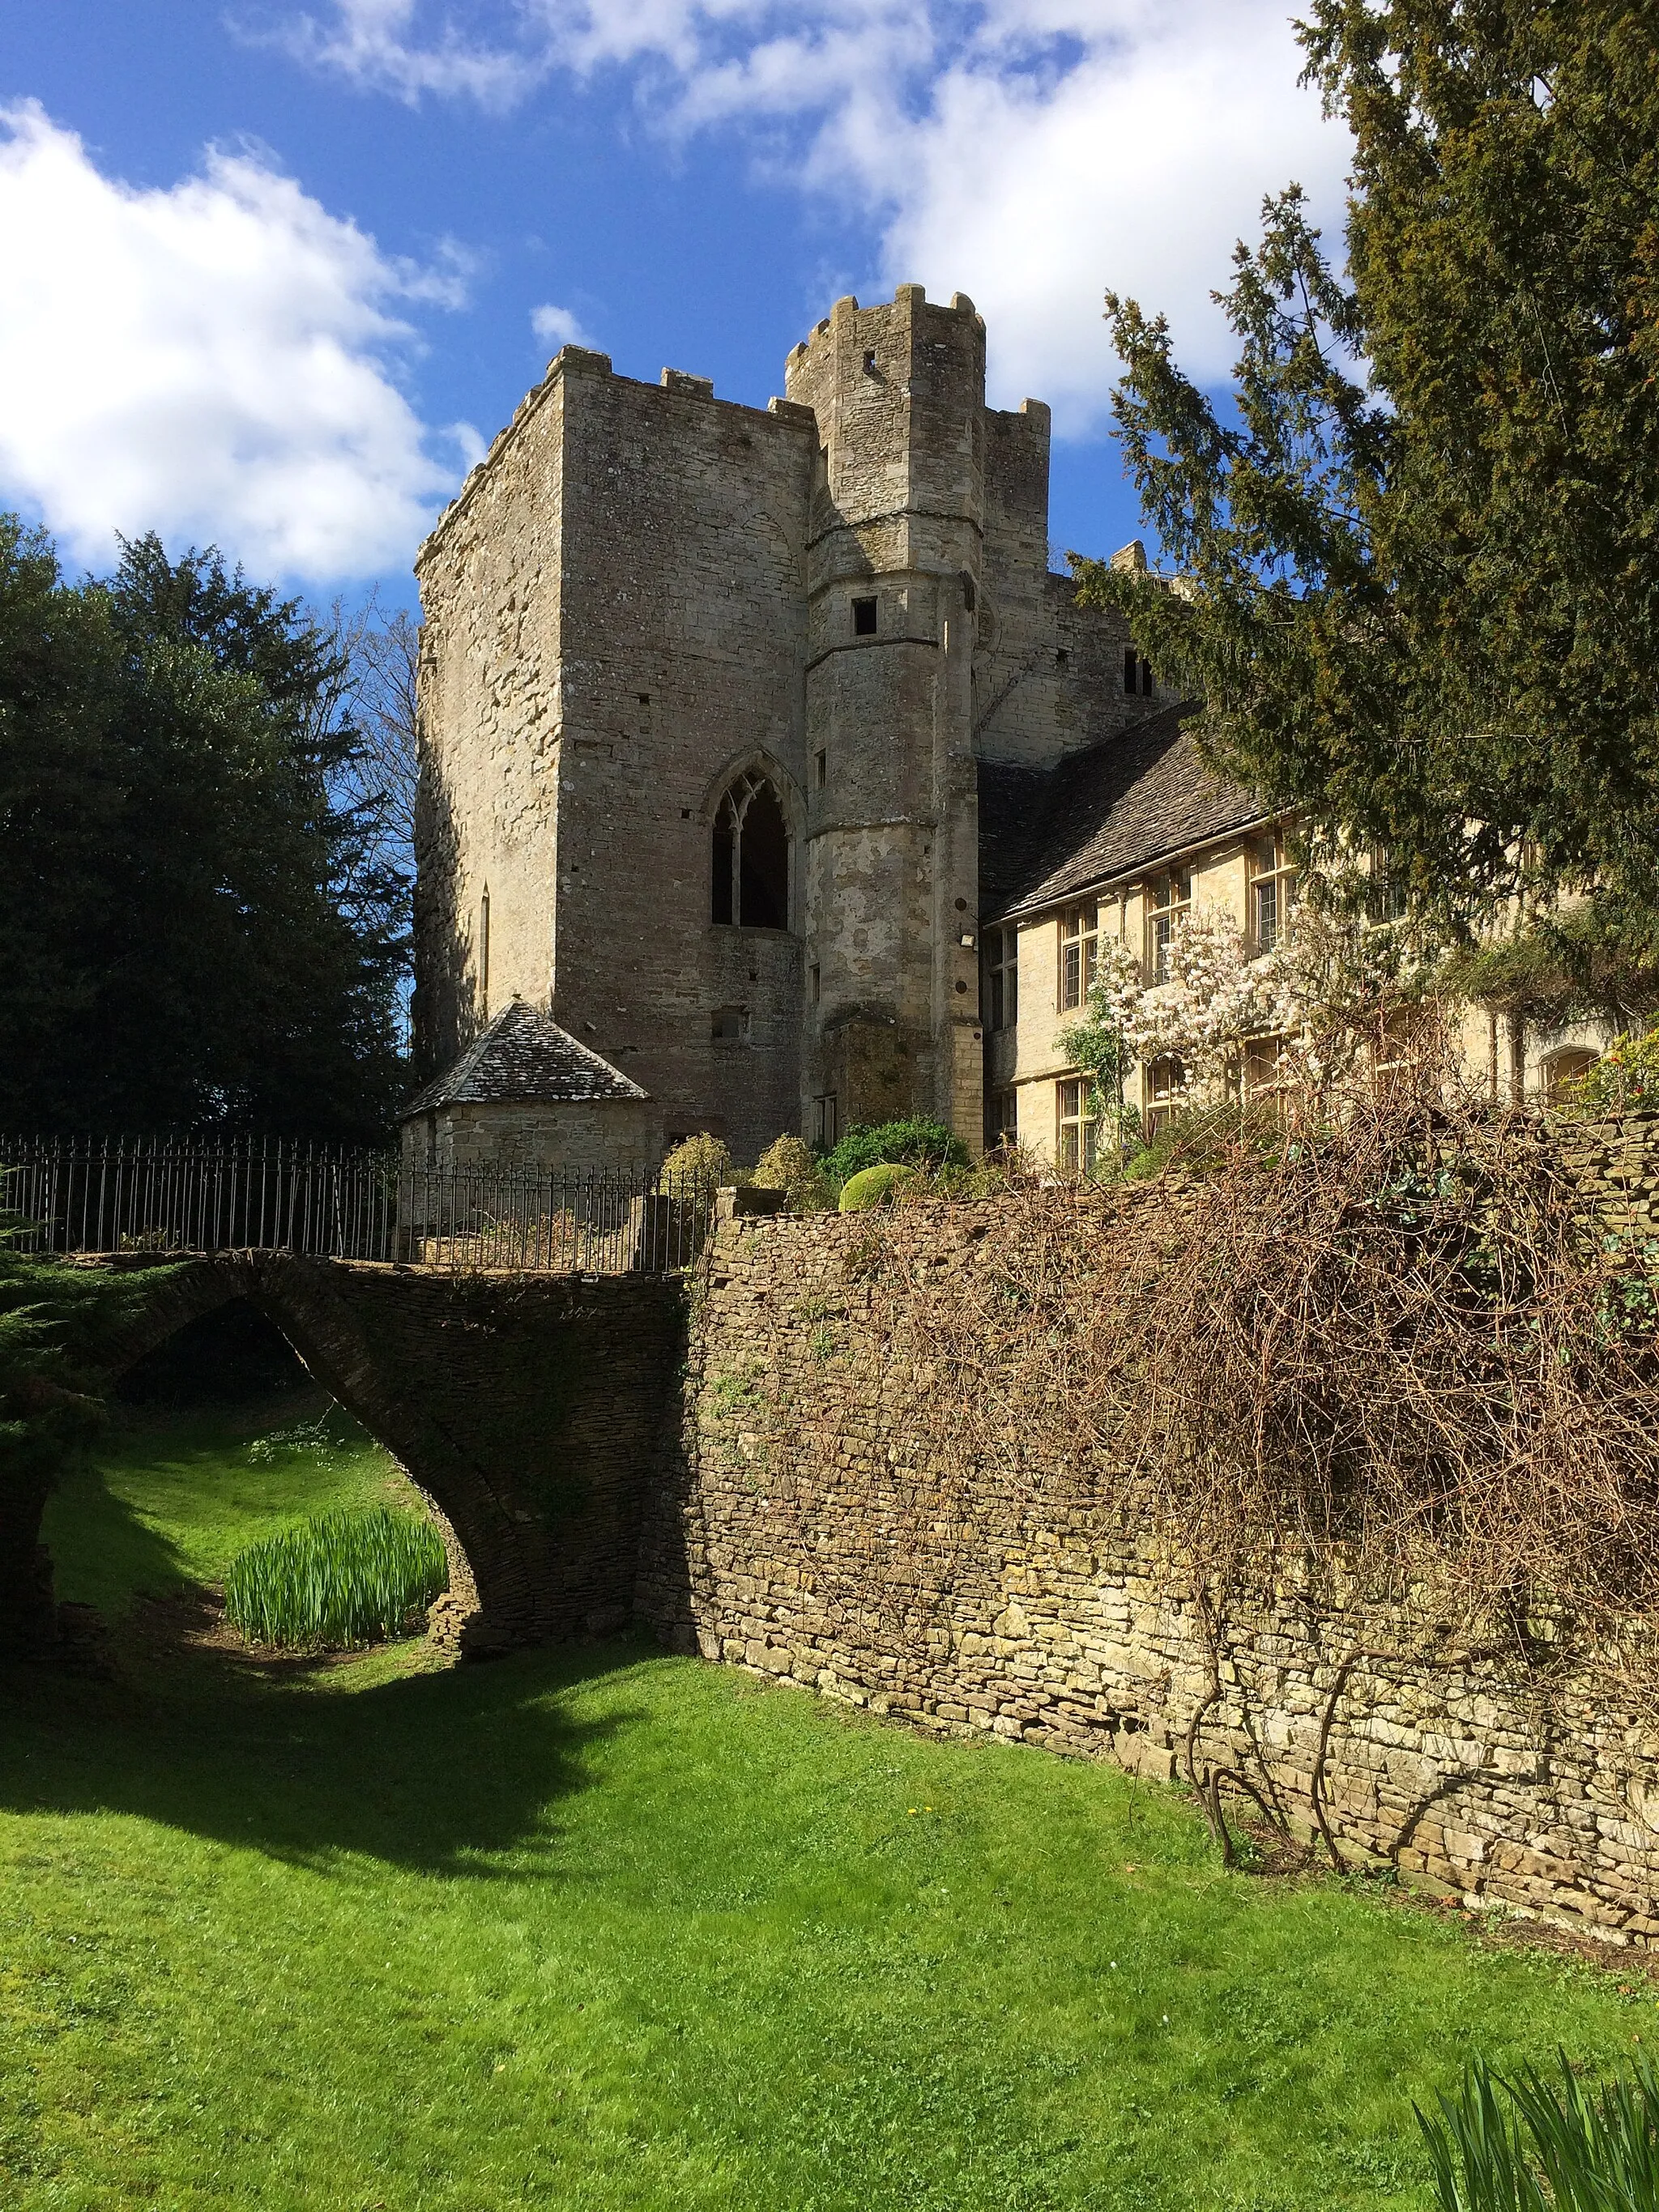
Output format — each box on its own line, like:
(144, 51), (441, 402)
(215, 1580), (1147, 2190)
(983, 706), (1268, 918)
(403, 998), (649, 1117)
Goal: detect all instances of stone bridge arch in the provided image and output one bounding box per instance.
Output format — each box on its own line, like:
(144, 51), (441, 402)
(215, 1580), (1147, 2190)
(87, 1254), (687, 1652)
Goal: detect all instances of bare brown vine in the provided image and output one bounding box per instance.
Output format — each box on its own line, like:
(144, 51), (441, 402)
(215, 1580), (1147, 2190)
(790, 1085), (1659, 1796)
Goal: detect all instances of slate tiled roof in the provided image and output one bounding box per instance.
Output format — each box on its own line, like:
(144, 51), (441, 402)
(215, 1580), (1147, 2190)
(402, 998), (649, 1118)
(977, 757), (1057, 916)
(983, 705), (1268, 919)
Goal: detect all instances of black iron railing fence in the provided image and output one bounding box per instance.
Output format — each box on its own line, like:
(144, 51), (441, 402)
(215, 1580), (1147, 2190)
(0, 1136), (718, 1274)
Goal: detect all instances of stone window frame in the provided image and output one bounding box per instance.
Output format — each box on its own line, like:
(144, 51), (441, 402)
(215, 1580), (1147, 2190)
(1366, 844), (1412, 929)
(1247, 829), (1298, 955)
(1143, 1052), (1186, 1136)
(984, 924), (1019, 1032)
(1058, 904), (1098, 1012)
(987, 1085), (1018, 1149)
(1239, 1032), (1294, 1111)
(1143, 867), (1191, 982)
(702, 750), (804, 935)
(1056, 1076), (1098, 1172)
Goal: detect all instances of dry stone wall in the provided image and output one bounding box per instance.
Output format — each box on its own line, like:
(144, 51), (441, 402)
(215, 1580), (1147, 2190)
(637, 1146), (1659, 1951)
(1553, 1111), (1659, 1234)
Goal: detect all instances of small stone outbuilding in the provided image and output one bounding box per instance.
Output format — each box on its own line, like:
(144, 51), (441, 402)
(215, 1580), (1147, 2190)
(400, 997), (655, 1174)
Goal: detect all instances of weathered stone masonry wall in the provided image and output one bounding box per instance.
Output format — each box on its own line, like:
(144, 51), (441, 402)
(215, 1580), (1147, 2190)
(637, 1140), (1659, 1950)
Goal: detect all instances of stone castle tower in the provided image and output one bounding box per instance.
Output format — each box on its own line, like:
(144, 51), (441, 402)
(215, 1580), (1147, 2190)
(412, 285), (1158, 1165)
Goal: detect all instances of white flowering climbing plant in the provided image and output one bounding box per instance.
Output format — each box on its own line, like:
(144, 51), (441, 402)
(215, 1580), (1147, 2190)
(1061, 901), (1414, 1144)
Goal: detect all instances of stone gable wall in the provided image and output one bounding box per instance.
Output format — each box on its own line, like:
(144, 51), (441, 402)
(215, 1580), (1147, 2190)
(638, 1123), (1659, 1950)
(414, 369), (569, 1079)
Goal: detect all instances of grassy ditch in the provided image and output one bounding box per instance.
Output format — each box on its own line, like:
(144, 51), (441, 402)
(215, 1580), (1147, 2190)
(41, 1393), (432, 1625)
(3, 1404), (1654, 2211)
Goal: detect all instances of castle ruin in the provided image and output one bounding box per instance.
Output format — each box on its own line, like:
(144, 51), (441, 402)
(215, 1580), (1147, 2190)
(411, 283), (1166, 1164)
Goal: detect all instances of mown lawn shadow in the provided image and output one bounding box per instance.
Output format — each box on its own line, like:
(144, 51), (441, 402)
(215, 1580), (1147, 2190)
(40, 1450), (197, 1622)
(0, 1635), (651, 1879)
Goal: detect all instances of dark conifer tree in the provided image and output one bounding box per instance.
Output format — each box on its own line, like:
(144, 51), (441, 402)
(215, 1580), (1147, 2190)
(0, 522), (406, 1138)
(1081, 1), (1659, 943)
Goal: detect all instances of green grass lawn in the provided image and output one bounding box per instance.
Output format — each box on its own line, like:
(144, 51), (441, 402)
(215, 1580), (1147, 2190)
(3, 1401), (1652, 2211)
(41, 1392), (432, 1618)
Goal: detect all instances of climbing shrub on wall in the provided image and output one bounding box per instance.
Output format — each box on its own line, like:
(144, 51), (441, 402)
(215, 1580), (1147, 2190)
(770, 1083), (1659, 1781)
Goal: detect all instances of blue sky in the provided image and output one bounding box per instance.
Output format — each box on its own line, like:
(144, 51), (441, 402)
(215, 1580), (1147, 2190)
(0, 1), (1349, 613)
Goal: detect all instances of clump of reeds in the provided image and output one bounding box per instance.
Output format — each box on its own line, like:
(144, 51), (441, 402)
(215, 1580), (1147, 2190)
(1418, 2052), (1659, 2210)
(223, 1507), (447, 1649)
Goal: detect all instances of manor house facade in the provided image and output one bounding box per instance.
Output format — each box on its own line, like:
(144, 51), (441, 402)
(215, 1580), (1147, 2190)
(409, 283), (1185, 1167)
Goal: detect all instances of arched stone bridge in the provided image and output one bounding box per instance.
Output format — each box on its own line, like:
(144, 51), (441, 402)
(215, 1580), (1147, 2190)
(82, 1253), (687, 1652)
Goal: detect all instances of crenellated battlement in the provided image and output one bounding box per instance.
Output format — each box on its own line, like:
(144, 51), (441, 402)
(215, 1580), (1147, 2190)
(417, 341), (816, 571)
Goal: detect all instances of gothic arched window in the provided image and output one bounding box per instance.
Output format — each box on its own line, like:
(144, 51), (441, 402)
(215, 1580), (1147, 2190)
(712, 770), (790, 928)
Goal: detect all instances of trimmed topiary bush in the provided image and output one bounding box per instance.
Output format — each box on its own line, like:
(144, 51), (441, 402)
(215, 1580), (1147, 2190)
(838, 1163), (915, 1212)
(820, 1117), (969, 1191)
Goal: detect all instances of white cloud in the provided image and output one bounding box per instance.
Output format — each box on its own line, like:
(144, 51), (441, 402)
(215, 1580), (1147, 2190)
(880, 9), (1346, 425)
(276, 1), (1350, 424)
(0, 100), (469, 581)
(530, 300), (594, 351)
(269, 0), (544, 109)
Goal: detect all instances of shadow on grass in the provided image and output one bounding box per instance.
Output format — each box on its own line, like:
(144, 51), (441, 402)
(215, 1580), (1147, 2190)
(40, 1448), (198, 1621)
(13, 1387), (633, 1883)
(0, 1634), (650, 1881)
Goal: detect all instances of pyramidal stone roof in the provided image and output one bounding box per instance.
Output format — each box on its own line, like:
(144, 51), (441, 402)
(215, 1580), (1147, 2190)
(403, 999), (649, 1118)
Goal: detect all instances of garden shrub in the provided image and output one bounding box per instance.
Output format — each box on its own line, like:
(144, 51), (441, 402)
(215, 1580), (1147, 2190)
(1120, 1102), (1279, 1183)
(751, 1136), (834, 1213)
(929, 1160), (1021, 1200)
(1417, 2052), (1659, 2211)
(838, 1163), (915, 1212)
(661, 1132), (736, 1187)
(820, 1118), (969, 1191)
(1562, 1020), (1659, 1115)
